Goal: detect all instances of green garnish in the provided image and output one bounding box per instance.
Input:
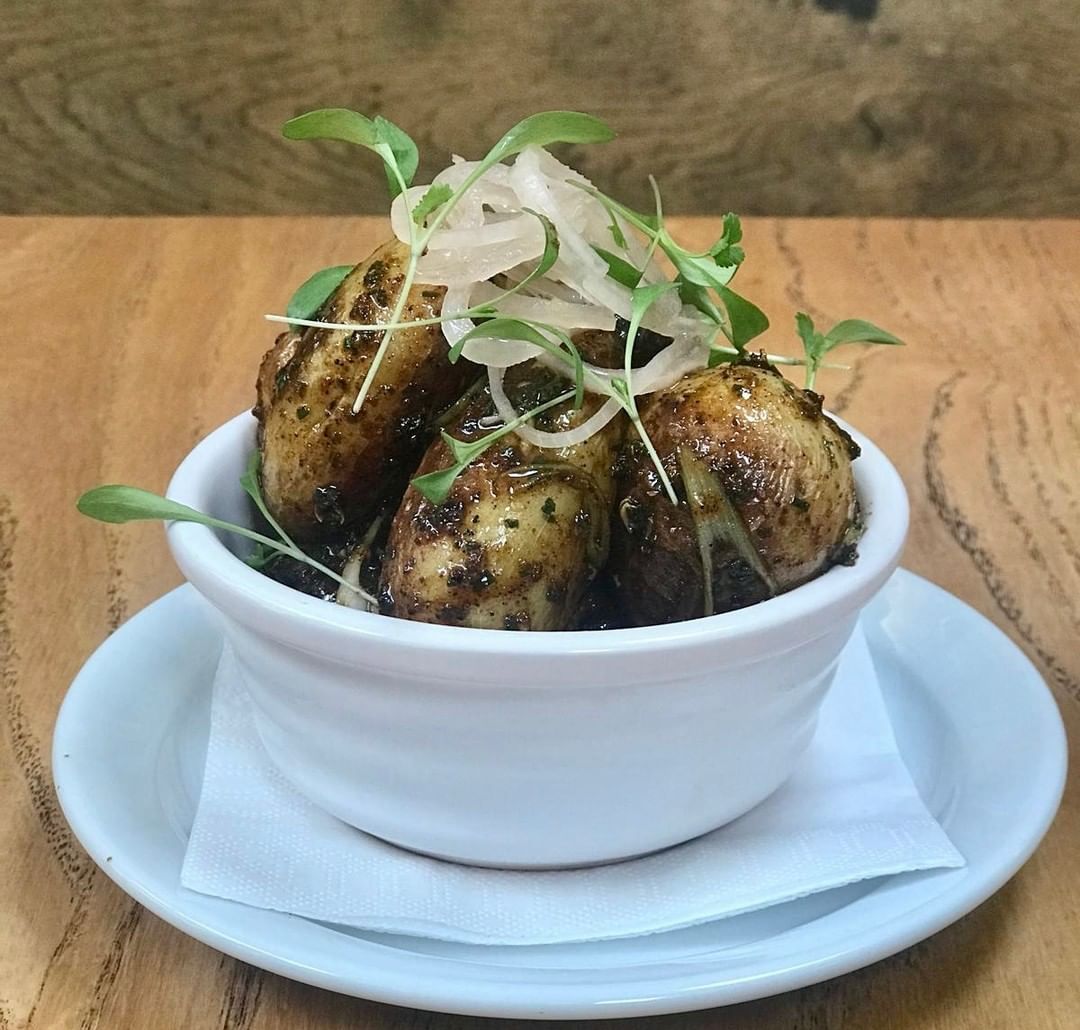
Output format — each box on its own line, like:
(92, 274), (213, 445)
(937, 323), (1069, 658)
(283, 108), (615, 417)
(504, 518), (519, 529)
(274, 110), (898, 528)
(77, 453), (375, 604)
(573, 185), (768, 353)
(795, 314), (904, 390)
(411, 183), (453, 225)
(286, 265), (354, 326)
(591, 246), (642, 289)
(283, 110), (418, 199)
(411, 388), (577, 505)
(541, 497), (557, 522)
(614, 282), (680, 504)
(451, 317), (586, 410)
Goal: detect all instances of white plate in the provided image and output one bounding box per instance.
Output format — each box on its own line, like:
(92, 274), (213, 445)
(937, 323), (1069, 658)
(53, 570), (1066, 1019)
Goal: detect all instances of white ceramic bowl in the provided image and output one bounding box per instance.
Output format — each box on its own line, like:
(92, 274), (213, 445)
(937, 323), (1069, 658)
(167, 411), (908, 868)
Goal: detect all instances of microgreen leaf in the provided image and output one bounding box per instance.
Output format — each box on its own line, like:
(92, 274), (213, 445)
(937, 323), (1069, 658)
(286, 265), (353, 325)
(485, 111), (615, 166)
(77, 485), (226, 527)
(669, 249), (738, 292)
(796, 313), (903, 390)
(411, 183), (454, 225)
(823, 319), (904, 347)
(592, 246), (643, 289)
(411, 388), (576, 505)
(239, 450), (302, 554)
(678, 279), (724, 324)
(282, 108), (418, 198)
(408, 465), (462, 508)
(78, 474), (377, 603)
(283, 108), (378, 147)
(372, 115), (419, 192)
(717, 285), (769, 350)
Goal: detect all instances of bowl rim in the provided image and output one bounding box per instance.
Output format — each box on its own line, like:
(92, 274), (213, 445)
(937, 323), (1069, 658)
(166, 410), (908, 658)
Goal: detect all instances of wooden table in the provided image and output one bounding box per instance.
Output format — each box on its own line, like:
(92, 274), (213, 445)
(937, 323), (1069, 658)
(2, 217), (1077, 1029)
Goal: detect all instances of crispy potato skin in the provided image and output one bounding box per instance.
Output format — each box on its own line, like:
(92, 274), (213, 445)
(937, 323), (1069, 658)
(381, 364), (626, 631)
(613, 362), (860, 625)
(253, 241), (475, 543)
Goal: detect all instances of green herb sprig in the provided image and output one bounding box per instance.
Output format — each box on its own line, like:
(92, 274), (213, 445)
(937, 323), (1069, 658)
(282, 108), (614, 415)
(571, 184), (768, 356)
(76, 453), (376, 605)
(795, 314), (903, 390)
(412, 388), (577, 504)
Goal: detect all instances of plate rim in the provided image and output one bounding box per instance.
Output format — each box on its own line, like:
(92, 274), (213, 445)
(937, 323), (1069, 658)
(52, 570), (1068, 1019)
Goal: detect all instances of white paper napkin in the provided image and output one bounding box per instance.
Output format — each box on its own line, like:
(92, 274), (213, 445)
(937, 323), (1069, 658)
(181, 626), (964, 945)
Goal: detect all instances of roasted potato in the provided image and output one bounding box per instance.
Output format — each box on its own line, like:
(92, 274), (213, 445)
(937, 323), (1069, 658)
(612, 360), (860, 624)
(380, 355), (627, 630)
(254, 240), (477, 543)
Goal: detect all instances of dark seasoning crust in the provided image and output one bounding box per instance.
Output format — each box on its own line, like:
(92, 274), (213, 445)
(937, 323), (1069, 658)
(254, 243), (864, 630)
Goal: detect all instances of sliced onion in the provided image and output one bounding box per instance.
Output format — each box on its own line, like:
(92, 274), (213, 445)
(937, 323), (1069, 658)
(386, 144), (721, 455)
(488, 366), (623, 449)
(439, 283), (476, 349)
(389, 185), (434, 244)
(443, 283), (546, 368)
(468, 282), (614, 331)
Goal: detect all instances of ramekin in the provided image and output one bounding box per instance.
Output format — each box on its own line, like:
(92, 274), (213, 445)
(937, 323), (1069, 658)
(167, 412), (908, 868)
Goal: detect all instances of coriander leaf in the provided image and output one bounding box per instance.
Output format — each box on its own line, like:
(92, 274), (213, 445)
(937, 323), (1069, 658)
(411, 183), (454, 225)
(286, 265), (353, 325)
(823, 319), (904, 347)
(723, 212), (743, 245)
(797, 314), (903, 390)
(592, 246), (643, 289)
(717, 285), (769, 350)
(795, 312), (828, 389)
(486, 111), (615, 166)
(795, 312), (821, 353)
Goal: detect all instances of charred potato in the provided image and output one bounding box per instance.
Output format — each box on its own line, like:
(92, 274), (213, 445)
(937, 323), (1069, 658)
(254, 240), (477, 544)
(612, 361), (860, 624)
(381, 359), (626, 630)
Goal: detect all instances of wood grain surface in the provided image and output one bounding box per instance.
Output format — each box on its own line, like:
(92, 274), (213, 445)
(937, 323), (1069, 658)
(4, 0), (1080, 217)
(1, 216), (1078, 1028)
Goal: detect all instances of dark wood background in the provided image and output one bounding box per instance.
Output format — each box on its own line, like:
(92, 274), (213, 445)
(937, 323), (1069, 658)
(3, 1), (1079, 215)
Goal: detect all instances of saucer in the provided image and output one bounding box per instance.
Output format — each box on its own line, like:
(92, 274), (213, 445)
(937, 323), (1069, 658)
(53, 570), (1066, 1019)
